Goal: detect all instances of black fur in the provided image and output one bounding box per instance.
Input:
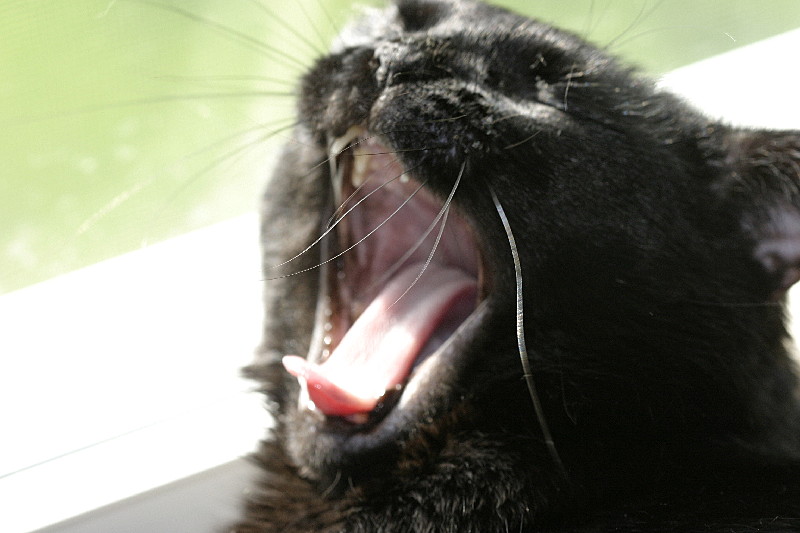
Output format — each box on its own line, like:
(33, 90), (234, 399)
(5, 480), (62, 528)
(233, 1), (800, 531)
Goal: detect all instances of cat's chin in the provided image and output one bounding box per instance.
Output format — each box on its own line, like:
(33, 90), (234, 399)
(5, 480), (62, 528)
(281, 126), (492, 465)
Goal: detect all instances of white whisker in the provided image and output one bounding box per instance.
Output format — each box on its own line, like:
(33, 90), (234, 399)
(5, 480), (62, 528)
(388, 161), (466, 308)
(490, 186), (567, 480)
(265, 178), (428, 281)
(269, 161), (418, 274)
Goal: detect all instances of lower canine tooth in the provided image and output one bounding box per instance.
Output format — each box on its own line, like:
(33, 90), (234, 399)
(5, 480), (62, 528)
(345, 413), (370, 425)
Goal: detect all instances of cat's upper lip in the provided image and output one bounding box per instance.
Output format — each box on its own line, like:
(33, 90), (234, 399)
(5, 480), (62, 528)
(283, 125), (486, 433)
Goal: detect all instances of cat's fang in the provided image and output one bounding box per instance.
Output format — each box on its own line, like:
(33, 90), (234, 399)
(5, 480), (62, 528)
(351, 145), (369, 187)
(329, 125), (366, 160)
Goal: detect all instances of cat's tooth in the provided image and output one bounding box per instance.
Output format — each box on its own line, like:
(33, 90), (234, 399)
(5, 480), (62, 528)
(344, 413), (370, 425)
(328, 130), (348, 159)
(327, 135), (343, 205)
(329, 126), (368, 196)
(351, 149), (369, 187)
(330, 158), (344, 205)
(329, 125), (366, 158)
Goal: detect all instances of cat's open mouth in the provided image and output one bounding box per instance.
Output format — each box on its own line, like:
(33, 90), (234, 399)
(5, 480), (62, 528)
(282, 125), (485, 432)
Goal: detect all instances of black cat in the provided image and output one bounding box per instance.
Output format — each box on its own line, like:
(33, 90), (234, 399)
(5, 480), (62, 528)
(233, 1), (800, 531)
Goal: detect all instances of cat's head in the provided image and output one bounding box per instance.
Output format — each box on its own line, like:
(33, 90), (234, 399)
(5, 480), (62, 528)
(250, 0), (800, 494)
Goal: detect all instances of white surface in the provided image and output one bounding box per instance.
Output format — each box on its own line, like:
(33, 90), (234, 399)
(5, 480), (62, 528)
(1, 26), (799, 533)
(0, 214), (267, 533)
(661, 28), (800, 129)
(34, 459), (260, 533)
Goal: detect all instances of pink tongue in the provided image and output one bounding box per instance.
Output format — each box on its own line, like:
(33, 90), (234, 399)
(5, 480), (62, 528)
(282, 264), (476, 417)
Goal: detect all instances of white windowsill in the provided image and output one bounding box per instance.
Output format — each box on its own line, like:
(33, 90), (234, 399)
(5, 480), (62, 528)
(1, 214), (267, 533)
(1, 28), (800, 533)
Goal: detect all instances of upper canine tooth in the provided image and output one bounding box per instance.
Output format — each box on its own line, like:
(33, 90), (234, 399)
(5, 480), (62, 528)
(329, 125), (366, 159)
(329, 135), (349, 160)
(352, 150), (369, 187)
(329, 125), (371, 189)
(329, 126), (365, 202)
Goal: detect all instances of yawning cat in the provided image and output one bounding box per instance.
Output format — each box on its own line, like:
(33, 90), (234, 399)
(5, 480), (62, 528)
(233, 1), (800, 531)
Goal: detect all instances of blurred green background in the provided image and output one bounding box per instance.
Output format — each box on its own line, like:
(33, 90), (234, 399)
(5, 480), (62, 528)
(2, 0), (800, 294)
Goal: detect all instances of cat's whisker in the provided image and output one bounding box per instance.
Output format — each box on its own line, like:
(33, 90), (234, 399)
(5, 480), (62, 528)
(267, 145), (418, 273)
(580, 0), (601, 41)
(364, 183), (448, 294)
(326, 153), (414, 229)
(264, 177), (428, 280)
(115, 114), (294, 247)
(186, 119), (299, 173)
(490, 186), (568, 480)
(504, 129), (543, 151)
(312, 0), (340, 43)
(184, 118), (298, 160)
(127, 0), (308, 71)
(326, 164), (373, 231)
(320, 469), (343, 499)
(248, 0), (326, 57)
(141, 123), (293, 244)
(264, 142), (408, 268)
(47, 91), (298, 120)
(562, 63), (577, 113)
(603, 0), (668, 53)
(268, 124), (464, 277)
(388, 161), (466, 309)
(298, 0), (332, 53)
(152, 73), (298, 90)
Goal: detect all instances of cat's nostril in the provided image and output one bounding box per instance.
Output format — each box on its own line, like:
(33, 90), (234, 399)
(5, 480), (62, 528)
(396, 0), (448, 32)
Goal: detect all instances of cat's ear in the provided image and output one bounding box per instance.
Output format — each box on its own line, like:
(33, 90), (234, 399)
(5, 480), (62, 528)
(711, 128), (800, 295)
